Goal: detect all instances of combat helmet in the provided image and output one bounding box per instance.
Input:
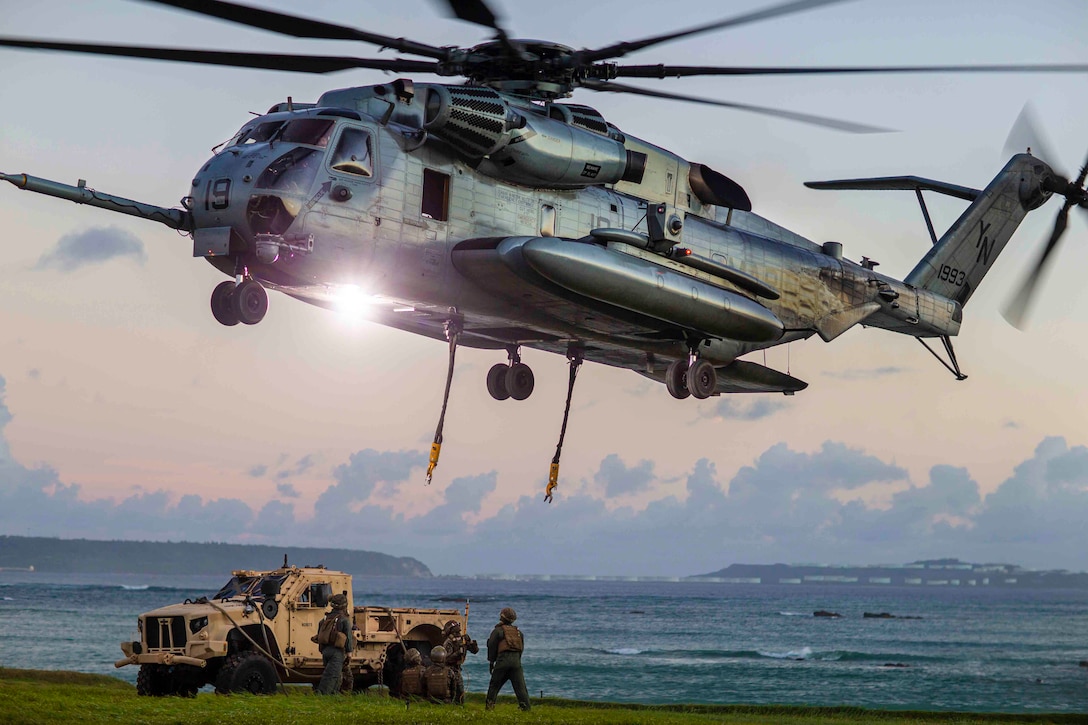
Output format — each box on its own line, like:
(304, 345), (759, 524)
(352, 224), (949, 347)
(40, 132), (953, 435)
(328, 593), (348, 609)
(499, 607), (517, 624)
(442, 620), (461, 636)
(405, 648), (422, 666)
(430, 645), (448, 665)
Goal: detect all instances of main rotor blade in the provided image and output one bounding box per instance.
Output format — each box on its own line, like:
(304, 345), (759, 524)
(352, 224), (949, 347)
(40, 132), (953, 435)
(0, 37), (440, 74)
(442, 0), (523, 60)
(581, 0), (853, 63)
(581, 79), (890, 133)
(1002, 201), (1071, 329)
(138, 0), (449, 60)
(614, 62), (1088, 80)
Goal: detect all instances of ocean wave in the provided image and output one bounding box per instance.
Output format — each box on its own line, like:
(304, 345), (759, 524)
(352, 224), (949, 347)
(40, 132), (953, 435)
(121, 585), (150, 591)
(2, 596), (14, 601)
(605, 647), (644, 655)
(778, 611), (810, 617)
(759, 646), (814, 660)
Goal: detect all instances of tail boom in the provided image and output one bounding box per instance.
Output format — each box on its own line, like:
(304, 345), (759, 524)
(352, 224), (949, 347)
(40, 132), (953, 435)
(905, 153), (1052, 306)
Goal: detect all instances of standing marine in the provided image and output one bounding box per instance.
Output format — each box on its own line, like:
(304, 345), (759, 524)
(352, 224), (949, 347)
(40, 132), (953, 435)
(485, 607), (530, 711)
(314, 592), (353, 694)
(442, 620), (479, 704)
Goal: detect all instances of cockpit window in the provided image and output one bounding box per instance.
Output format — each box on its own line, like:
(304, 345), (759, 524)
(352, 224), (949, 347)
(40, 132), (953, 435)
(256, 148), (321, 192)
(330, 128), (374, 177)
(279, 118), (335, 148)
(227, 120), (285, 148)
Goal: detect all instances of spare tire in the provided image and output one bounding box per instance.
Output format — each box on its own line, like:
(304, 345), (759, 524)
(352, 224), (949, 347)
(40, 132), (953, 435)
(261, 599), (279, 620)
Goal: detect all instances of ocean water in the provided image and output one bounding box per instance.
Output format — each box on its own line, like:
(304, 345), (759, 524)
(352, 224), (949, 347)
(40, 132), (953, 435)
(1, 572), (1086, 713)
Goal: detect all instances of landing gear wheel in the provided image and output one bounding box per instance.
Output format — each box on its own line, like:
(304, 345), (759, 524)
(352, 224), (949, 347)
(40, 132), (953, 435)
(486, 363), (511, 401)
(506, 362), (535, 401)
(666, 359), (690, 400)
(232, 279), (268, 325)
(214, 651), (277, 695)
(686, 359), (717, 399)
(210, 281), (240, 326)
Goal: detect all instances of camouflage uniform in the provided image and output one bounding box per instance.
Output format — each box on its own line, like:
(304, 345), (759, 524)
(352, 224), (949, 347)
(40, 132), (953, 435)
(423, 645), (456, 703)
(485, 607), (530, 711)
(398, 648), (426, 699)
(315, 594), (353, 694)
(442, 620), (478, 704)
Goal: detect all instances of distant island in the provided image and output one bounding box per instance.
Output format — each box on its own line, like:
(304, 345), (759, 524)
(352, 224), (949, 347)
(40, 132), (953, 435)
(694, 558), (1088, 589)
(0, 536), (431, 578)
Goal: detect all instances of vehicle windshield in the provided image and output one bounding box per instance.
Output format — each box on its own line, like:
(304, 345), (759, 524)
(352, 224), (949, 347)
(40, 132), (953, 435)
(211, 574), (287, 600)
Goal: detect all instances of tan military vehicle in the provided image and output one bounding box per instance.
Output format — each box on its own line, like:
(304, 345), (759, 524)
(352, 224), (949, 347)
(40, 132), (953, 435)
(115, 562), (465, 696)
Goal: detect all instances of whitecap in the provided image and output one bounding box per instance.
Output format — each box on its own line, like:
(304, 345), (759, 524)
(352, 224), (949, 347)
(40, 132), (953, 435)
(121, 585), (150, 591)
(778, 611), (808, 617)
(1, 596), (13, 601)
(606, 647), (643, 655)
(759, 646), (813, 660)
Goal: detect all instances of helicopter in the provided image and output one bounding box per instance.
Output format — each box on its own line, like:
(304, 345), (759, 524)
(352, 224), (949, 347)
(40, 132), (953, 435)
(2, 0), (1086, 502)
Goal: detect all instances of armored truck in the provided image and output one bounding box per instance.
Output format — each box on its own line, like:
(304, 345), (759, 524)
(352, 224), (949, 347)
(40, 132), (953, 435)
(115, 563), (464, 696)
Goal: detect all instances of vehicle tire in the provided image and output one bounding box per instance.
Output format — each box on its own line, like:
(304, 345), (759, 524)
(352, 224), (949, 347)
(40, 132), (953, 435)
(261, 599), (279, 620)
(232, 279), (268, 325)
(665, 359), (690, 400)
(506, 362), (535, 401)
(686, 359), (717, 399)
(486, 363), (511, 401)
(215, 651), (277, 695)
(136, 664), (167, 696)
(210, 281), (240, 326)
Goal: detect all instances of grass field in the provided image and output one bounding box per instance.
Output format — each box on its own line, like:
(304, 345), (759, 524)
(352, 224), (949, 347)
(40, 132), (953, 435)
(1, 668), (1082, 725)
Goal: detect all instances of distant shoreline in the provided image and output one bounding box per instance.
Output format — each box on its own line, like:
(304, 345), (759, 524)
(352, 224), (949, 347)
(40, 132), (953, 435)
(0, 535), (431, 578)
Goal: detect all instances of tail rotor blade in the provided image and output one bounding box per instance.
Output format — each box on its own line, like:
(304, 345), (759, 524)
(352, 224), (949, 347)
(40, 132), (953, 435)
(1004, 104), (1062, 173)
(1002, 201), (1071, 329)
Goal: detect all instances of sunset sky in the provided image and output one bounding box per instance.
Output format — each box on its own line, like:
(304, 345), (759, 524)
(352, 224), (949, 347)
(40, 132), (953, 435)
(1, 0), (1086, 576)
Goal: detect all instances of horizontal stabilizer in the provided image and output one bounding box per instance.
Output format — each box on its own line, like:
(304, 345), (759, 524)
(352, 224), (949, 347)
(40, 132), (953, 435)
(805, 175), (980, 202)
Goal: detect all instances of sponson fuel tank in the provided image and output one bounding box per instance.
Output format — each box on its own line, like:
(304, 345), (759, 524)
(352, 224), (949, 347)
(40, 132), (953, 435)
(516, 238), (784, 343)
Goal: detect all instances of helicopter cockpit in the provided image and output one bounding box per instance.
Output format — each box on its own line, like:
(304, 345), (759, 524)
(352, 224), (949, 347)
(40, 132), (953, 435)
(195, 106), (376, 243)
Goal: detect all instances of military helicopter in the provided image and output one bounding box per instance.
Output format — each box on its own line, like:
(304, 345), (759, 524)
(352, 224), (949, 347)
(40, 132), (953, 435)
(2, 0), (1086, 501)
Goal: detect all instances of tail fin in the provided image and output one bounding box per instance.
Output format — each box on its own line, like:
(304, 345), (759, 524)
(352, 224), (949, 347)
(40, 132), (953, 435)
(906, 153), (1052, 306)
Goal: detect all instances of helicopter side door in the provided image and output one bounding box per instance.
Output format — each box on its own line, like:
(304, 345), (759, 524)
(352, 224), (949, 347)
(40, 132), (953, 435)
(302, 122), (381, 281)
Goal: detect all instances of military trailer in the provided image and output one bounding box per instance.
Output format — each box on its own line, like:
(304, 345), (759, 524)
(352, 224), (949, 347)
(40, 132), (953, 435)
(115, 563), (464, 696)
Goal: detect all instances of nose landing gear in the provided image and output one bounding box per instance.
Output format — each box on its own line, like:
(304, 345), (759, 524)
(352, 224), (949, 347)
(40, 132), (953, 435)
(486, 346), (535, 401)
(209, 277), (268, 326)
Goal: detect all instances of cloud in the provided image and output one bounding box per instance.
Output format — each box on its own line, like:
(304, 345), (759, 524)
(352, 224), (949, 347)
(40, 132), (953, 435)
(276, 483), (300, 498)
(824, 366), (908, 380)
(34, 226), (147, 272)
(703, 397), (787, 421)
(2, 374), (1087, 575)
(594, 454), (655, 496)
(248, 465), (268, 478)
(315, 449), (419, 516)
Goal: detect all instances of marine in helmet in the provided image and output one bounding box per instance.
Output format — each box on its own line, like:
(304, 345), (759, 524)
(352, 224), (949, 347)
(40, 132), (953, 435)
(423, 645), (456, 703)
(442, 619), (479, 704)
(398, 648), (426, 699)
(314, 592), (353, 695)
(485, 607), (530, 711)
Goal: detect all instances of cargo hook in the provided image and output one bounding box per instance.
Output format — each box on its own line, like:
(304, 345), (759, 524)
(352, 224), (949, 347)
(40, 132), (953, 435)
(426, 313), (462, 484)
(545, 346), (584, 503)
